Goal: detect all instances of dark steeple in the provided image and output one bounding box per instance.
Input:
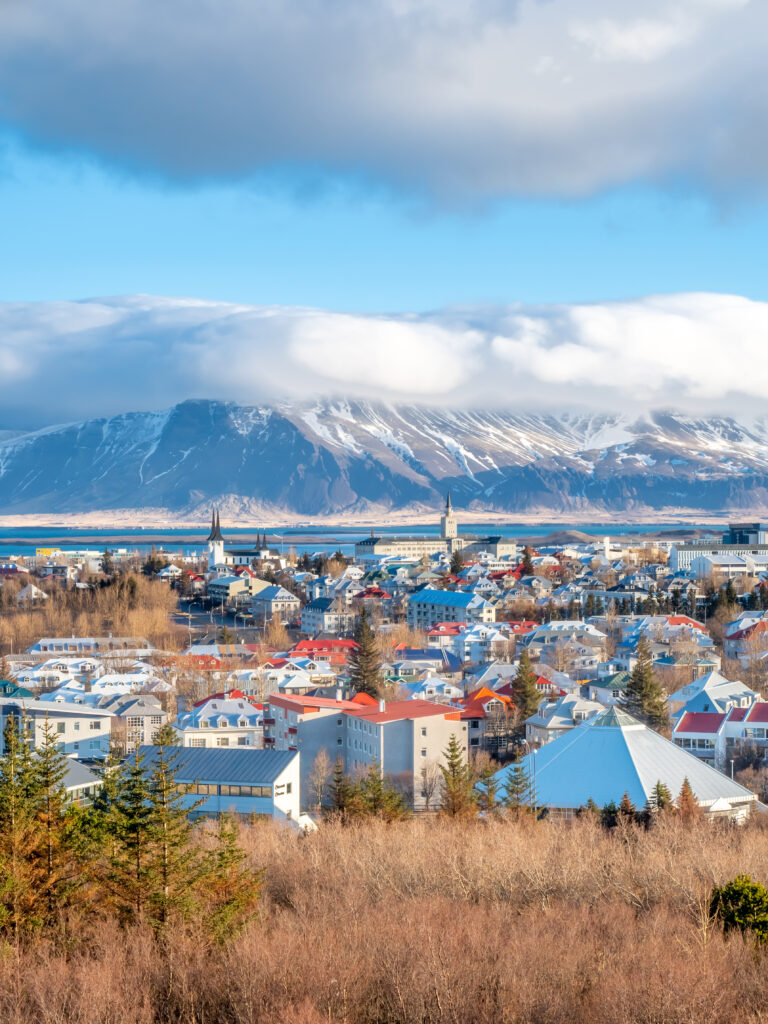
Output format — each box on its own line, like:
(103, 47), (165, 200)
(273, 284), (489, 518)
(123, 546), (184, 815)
(446, 490), (452, 511)
(207, 508), (224, 542)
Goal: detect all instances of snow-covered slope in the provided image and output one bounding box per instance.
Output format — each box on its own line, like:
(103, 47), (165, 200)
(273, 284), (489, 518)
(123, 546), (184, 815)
(1, 400), (768, 515)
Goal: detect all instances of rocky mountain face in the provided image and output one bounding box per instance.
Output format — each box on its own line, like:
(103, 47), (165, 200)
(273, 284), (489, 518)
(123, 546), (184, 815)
(1, 399), (768, 516)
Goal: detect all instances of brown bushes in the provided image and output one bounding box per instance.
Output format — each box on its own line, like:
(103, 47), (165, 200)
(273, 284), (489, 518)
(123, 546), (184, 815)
(3, 816), (768, 1023)
(0, 574), (182, 653)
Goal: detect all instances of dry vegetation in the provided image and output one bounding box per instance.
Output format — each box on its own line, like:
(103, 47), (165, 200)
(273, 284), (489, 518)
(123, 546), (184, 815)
(0, 574), (183, 653)
(6, 816), (768, 1023)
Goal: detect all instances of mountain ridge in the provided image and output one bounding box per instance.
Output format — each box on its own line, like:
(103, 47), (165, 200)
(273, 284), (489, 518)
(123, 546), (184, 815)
(1, 399), (768, 516)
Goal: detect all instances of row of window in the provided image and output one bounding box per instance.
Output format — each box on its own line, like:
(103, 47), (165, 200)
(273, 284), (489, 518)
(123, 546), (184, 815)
(674, 737), (715, 750)
(187, 736), (249, 747)
(188, 783), (281, 797)
(56, 720), (102, 733)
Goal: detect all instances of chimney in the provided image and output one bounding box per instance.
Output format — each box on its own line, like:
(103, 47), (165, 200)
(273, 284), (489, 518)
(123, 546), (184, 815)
(378, 699), (385, 713)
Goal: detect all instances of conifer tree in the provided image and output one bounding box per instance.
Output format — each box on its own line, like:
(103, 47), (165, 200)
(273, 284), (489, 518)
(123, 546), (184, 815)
(358, 761), (408, 821)
(519, 546), (535, 576)
(623, 635), (669, 731)
(600, 802), (619, 828)
(677, 777), (700, 823)
(510, 649), (541, 723)
(439, 735), (477, 817)
(154, 723), (179, 746)
(329, 757), (354, 817)
(349, 609), (382, 698)
(476, 758), (501, 817)
(204, 815), (263, 944)
(106, 748), (154, 924)
(0, 714), (42, 941)
(33, 719), (71, 921)
(650, 780), (673, 814)
(503, 756), (533, 816)
(449, 550), (464, 576)
(618, 791), (636, 822)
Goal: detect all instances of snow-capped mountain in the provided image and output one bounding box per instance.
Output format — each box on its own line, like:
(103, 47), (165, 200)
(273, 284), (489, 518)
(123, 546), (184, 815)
(1, 399), (768, 516)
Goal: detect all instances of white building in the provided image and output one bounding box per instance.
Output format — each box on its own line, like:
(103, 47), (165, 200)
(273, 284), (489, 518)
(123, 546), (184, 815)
(406, 589), (495, 629)
(0, 699), (112, 760)
(173, 695), (264, 749)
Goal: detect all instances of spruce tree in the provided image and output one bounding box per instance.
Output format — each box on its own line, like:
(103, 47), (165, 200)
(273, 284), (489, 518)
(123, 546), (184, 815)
(0, 714), (42, 941)
(33, 719), (71, 921)
(503, 756), (533, 815)
(650, 780), (673, 814)
(439, 735), (477, 818)
(519, 547), (535, 576)
(358, 761), (408, 821)
(477, 758), (501, 817)
(204, 815), (263, 944)
(449, 550), (464, 576)
(677, 777), (700, 823)
(329, 757), (353, 817)
(618, 791), (636, 823)
(106, 749), (154, 924)
(510, 649), (541, 723)
(349, 609), (382, 698)
(623, 635), (669, 731)
(154, 723), (179, 746)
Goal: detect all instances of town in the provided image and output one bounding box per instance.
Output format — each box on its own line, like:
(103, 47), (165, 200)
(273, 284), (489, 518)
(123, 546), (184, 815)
(2, 503), (768, 825)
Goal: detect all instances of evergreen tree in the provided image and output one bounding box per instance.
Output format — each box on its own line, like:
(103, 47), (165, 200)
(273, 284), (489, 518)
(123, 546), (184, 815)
(0, 653), (13, 683)
(510, 649), (541, 723)
(649, 780), (673, 815)
(503, 756), (532, 816)
(0, 713), (43, 941)
(105, 749), (155, 924)
(329, 757), (354, 817)
(711, 875), (768, 944)
(439, 735), (477, 818)
(203, 815), (263, 944)
(154, 723), (179, 746)
(477, 758), (501, 817)
(677, 777), (700, 823)
(584, 593), (596, 617)
(348, 609), (382, 698)
(449, 550), (464, 576)
(623, 635), (669, 731)
(358, 761), (408, 821)
(600, 802), (619, 828)
(618, 791), (636, 823)
(144, 744), (206, 928)
(519, 547), (535, 577)
(33, 719), (72, 921)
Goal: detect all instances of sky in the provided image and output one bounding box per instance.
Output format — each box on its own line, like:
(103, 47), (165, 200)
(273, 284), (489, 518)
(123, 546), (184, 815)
(1, 0), (767, 426)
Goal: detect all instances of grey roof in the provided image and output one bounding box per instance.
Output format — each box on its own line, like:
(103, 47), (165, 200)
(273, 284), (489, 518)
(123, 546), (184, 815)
(63, 758), (100, 790)
(495, 707), (756, 811)
(136, 745), (297, 784)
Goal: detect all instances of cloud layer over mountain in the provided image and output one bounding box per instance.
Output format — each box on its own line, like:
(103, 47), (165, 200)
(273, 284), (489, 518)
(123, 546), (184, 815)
(0, 0), (764, 199)
(1, 292), (767, 427)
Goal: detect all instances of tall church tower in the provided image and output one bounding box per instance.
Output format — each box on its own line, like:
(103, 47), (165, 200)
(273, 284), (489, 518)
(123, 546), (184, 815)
(207, 508), (225, 570)
(440, 491), (457, 541)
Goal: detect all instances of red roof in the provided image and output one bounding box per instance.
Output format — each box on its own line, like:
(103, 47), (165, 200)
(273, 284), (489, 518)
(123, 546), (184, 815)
(745, 702), (768, 723)
(193, 688), (245, 707)
(728, 621), (768, 641)
(728, 707), (749, 722)
(428, 623), (466, 636)
(346, 699), (460, 724)
(676, 711), (726, 734)
(666, 616), (707, 631)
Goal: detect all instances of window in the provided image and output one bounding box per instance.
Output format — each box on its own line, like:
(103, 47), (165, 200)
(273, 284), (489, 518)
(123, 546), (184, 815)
(470, 720), (479, 729)
(237, 736), (247, 746)
(89, 721), (99, 731)
(470, 737), (479, 747)
(89, 740), (100, 750)
(151, 715), (163, 725)
(200, 719), (210, 729)
(189, 738), (205, 747)
(286, 783), (292, 794)
(421, 748), (427, 757)
(337, 737), (342, 745)
(421, 727), (427, 737)
(74, 721), (80, 731)
(217, 737), (230, 747)
(56, 722), (65, 734)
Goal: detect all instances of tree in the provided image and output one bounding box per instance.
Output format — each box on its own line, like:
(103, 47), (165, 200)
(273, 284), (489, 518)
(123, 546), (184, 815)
(618, 791), (637, 823)
(349, 609), (382, 698)
(419, 760), (442, 811)
(328, 757), (355, 818)
(33, 720), (72, 921)
(0, 713), (43, 942)
(154, 722), (178, 746)
(711, 875), (768, 944)
(519, 547), (535, 577)
(0, 654), (14, 682)
(623, 635), (669, 731)
(677, 777), (701, 823)
(101, 548), (115, 577)
(308, 749), (332, 811)
(503, 756), (533, 816)
(510, 649), (541, 724)
(645, 780), (673, 822)
(449, 550), (464, 576)
(358, 762), (409, 821)
(204, 815), (263, 944)
(439, 735), (476, 818)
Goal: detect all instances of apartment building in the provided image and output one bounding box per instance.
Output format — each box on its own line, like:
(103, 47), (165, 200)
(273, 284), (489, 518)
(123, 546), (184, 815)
(265, 693), (469, 810)
(0, 699), (112, 759)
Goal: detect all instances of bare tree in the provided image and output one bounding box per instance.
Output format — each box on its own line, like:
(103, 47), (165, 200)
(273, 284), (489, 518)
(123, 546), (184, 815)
(419, 760), (442, 812)
(308, 749), (333, 811)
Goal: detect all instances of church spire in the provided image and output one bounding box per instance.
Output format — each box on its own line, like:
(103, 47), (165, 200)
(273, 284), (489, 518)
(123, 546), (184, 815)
(446, 490), (452, 511)
(206, 507), (224, 542)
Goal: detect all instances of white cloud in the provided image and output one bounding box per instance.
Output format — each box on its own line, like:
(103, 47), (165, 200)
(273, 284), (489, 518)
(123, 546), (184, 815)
(0, 292), (766, 427)
(0, 0), (763, 198)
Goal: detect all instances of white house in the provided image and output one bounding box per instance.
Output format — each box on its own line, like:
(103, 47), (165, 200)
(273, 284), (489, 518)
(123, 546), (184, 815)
(173, 695), (264, 749)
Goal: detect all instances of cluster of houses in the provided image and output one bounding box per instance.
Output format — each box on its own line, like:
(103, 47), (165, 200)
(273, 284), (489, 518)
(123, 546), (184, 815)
(2, 512), (768, 825)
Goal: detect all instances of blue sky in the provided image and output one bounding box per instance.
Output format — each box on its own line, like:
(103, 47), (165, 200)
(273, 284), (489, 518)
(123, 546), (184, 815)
(3, 137), (768, 312)
(1, 0), (767, 424)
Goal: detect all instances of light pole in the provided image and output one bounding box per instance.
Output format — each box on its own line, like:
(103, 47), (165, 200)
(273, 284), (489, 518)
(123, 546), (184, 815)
(730, 759), (735, 780)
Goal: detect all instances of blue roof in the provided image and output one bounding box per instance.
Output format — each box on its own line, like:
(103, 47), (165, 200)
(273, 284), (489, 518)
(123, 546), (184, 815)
(136, 745), (297, 784)
(408, 589), (480, 608)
